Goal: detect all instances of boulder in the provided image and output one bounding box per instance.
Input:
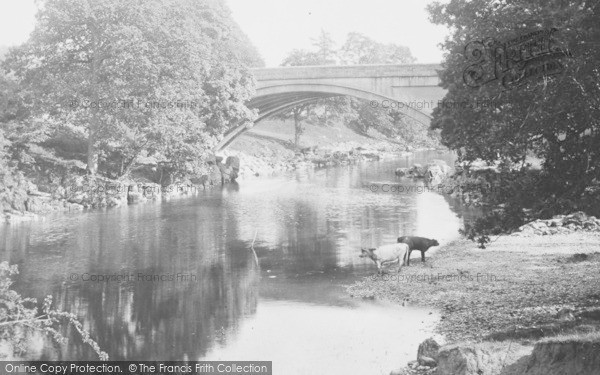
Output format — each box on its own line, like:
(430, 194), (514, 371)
(436, 343), (507, 375)
(395, 167), (409, 177)
(208, 165), (222, 186)
(425, 164), (444, 185)
(225, 155), (240, 170)
(127, 185), (147, 204)
(409, 164), (426, 178)
(418, 338), (440, 357)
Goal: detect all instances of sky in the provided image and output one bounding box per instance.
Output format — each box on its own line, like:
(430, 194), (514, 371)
(0, 0), (449, 66)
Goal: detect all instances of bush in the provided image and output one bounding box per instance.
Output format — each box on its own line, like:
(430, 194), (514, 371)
(0, 262), (107, 360)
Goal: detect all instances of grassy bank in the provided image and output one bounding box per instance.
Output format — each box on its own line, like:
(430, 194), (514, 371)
(347, 232), (600, 343)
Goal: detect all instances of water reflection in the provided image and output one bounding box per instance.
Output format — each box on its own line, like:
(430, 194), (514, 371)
(1, 151), (467, 373)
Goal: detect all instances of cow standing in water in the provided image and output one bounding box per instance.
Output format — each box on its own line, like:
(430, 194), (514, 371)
(397, 236), (439, 265)
(359, 243), (410, 274)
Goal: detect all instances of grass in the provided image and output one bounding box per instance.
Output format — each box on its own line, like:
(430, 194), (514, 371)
(347, 233), (600, 343)
(537, 331), (600, 344)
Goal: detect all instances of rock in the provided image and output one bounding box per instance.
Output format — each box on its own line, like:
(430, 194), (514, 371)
(548, 218), (563, 227)
(418, 356), (437, 367)
(425, 164), (445, 185)
(418, 338), (441, 363)
(436, 344), (507, 375)
(409, 164), (426, 178)
(556, 307), (575, 321)
(395, 167), (409, 177)
(567, 211), (587, 222)
(190, 175), (208, 188)
(389, 369), (406, 375)
(67, 203), (84, 211)
(523, 337), (600, 375)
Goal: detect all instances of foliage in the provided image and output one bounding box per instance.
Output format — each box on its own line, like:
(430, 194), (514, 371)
(278, 31), (435, 147)
(428, 0), (600, 244)
(0, 46), (9, 61)
(2, 0), (258, 178)
(0, 262), (107, 359)
(0, 130), (31, 212)
(339, 32), (416, 65)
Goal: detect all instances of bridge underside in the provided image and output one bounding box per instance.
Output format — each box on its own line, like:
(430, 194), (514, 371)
(250, 92), (338, 121)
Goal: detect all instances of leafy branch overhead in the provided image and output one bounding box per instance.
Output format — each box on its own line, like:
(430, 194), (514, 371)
(0, 262), (108, 360)
(427, 0), (600, 245)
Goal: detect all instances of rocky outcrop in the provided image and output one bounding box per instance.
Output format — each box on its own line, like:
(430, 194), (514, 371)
(398, 160), (451, 185)
(418, 338), (441, 366)
(436, 344), (506, 375)
(435, 342), (532, 375)
(517, 211), (600, 236)
(408, 164), (426, 178)
(522, 336), (600, 375)
(395, 167), (409, 177)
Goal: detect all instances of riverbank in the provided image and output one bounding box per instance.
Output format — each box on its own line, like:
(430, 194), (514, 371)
(225, 119), (423, 180)
(2, 120), (436, 225)
(347, 231), (600, 374)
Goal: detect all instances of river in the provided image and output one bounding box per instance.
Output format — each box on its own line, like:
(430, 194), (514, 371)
(0, 150), (469, 375)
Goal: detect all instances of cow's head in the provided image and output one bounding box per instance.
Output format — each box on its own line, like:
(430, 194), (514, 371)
(359, 248), (375, 259)
(430, 239), (440, 247)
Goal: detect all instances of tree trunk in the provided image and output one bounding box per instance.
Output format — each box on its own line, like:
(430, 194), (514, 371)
(294, 109), (302, 147)
(87, 128), (98, 174)
(87, 24), (100, 175)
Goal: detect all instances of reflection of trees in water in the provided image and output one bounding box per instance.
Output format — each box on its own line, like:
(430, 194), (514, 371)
(256, 201), (339, 275)
(34, 246), (258, 360)
(2, 201), (259, 361)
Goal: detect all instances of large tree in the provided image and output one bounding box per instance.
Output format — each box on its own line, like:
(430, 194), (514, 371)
(2, 0), (257, 176)
(427, 0), (600, 238)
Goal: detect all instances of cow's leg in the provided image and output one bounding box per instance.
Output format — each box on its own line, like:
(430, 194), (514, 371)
(406, 249), (412, 266)
(397, 257), (403, 273)
(421, 250), (426, 262)
(376, 260), (383, 275)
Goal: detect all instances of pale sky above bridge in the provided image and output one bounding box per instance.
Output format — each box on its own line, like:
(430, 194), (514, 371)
(227, 0), (449, 66)
(0, 0), (449, 66)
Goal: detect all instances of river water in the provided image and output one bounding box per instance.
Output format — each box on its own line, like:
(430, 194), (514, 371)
(0, 151), (468, 374)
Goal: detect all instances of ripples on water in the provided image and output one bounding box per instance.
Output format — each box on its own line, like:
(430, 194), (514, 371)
(0, 151), (468, 374)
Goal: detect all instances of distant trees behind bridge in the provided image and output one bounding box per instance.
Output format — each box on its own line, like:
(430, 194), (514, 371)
(274, 30), (441, 148)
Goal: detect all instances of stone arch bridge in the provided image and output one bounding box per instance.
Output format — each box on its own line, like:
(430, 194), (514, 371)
(216, 64), (446, 151)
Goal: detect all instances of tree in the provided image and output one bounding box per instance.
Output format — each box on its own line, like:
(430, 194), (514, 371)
(281, 30), (338, 67)
(0, 46), (8, 61)
(277, 31), (430, 147)
(281, 49), (324, 67)
(3, 0), (257, 177)
(338, 33), (418, 139)
(278, 48), (338, 146)
(340, 32), (416, 65)
(311, 30), (338, 65)
(427, 0), (600, 242)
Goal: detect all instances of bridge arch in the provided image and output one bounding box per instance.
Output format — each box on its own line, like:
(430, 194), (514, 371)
(215, 64), (445, 151)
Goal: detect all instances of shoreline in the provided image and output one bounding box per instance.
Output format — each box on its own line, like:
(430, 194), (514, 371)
(347, 231), (600, 373)
(1, 145), (440, 225)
